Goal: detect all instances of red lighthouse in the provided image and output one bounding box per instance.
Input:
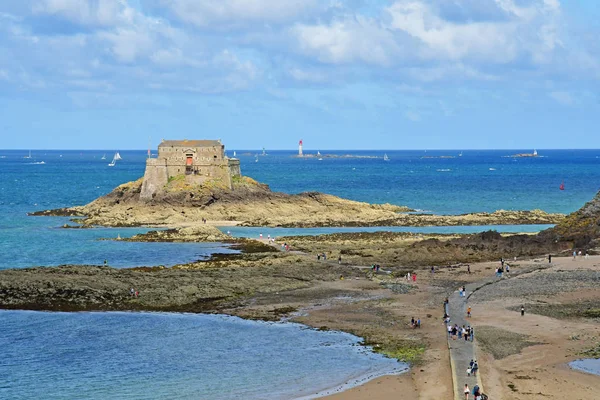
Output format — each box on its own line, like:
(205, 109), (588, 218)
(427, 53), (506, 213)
(299, 140), (303, 156)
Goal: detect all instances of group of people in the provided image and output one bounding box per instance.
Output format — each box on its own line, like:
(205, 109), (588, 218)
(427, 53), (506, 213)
(317, 253), (327, 261)
(448, 324), (474, 342)
(405, 272), (417, 282)
(459, 285), (467, 297)
(371, 264), (381, 273)
(410, 317), (421, 329)
(280, 243), (290, 251)
(129, 288), (139, 297)
(464, 383), (484, 400)
(572, 250), (590, 260)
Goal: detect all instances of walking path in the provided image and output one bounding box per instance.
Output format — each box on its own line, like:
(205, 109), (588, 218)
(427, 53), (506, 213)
(446, 263), (553, 399)
(447, 282), (483, 399)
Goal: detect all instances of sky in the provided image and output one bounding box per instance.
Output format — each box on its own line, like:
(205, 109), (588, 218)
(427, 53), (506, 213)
(1, 0), (599, 150)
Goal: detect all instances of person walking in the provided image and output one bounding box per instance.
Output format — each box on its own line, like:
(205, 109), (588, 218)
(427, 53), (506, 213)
(470, 326), (474, 342)
(573, 250), (577, 260)
(464, 384), (470, 400)
(471, 361), (478, 376)
(521, 305), (525, 316)
(467, 306), (471, 318)
(548, 254), (552, 263)
(338, 255), (342, 264)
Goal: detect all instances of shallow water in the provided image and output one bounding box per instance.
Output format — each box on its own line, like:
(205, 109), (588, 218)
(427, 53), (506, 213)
(0, 216), (237, 270)
(0, 311), (407, 400)
(570, 359), (600, 376)
(221, 224), (556, 238)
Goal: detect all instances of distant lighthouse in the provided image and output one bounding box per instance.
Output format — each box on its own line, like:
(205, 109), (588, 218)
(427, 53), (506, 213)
(298, 139), (303, 156)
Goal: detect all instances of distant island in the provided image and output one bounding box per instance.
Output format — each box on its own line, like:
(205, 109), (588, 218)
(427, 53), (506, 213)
(505, 150), (539, 158)
(292, 153), (379, 159)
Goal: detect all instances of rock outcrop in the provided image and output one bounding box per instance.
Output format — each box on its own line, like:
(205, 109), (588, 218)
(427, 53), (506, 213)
(31, 176), (564, 228)
(539, 190), (600, 249)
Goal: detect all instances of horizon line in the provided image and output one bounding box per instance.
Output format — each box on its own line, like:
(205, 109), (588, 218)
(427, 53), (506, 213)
(1, 148), (600, 152)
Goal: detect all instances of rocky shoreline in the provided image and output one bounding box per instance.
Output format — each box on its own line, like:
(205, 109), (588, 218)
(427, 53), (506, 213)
(29, 177), (563, 228)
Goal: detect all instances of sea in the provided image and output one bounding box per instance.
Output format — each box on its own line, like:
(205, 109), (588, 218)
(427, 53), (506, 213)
(1, 149), (600, 398)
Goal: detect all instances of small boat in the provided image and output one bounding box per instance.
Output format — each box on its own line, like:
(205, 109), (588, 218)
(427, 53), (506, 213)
(233, 151), (237, 157)
(317, 151), (321, 157)
(533, 149), (538, 156)
(108, 152), (120, 167)
(24, 150), (32, 159)
(459, 151), (463, 157)
(318, 157), (323, 161)
(560, 182), (565, 191)
(262, 148), (267, 156)
(383, 153), (390, 161)
(489, 168), (496, 171)
(255, 154), (259, 163)
(101, 154), (106, 160)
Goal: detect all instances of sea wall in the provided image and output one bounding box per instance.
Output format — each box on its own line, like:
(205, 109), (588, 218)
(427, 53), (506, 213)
(140, 158), (169, 201)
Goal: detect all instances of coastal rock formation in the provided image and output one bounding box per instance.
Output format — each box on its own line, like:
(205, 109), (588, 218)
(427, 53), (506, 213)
(39, 177), (413, 227)
(540, 190), (600, 249)
(32, 177), (563, 228)
(123, 225), (231, 242)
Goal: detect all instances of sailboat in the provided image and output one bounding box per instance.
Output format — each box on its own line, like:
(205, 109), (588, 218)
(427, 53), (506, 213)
(108, 152), (121, 167)
(233, 151), (237, 157)
(255, 154), (259, 163)
(101, 154), (106, 160)
(262, 148), (267, 156)
(533, 149), (538, 156)
(383, 153), (390, 161)
(24, 150), (32, 159)
(560, 181), (565, 191)
(459, 151), (463, 157)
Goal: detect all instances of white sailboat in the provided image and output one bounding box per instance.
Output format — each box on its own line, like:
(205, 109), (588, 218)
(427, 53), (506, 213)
(533, 149), (538, 156)
(255, 154), (259, 162)
(24, 150), (32, 159)
(383, 153), (390, 161)
(233, 151), (237, 157)
(108, 152), (121, 167)
(101, 154), (106, 160)
(262, 148), (267, 156)
(459, 151), (463, 157)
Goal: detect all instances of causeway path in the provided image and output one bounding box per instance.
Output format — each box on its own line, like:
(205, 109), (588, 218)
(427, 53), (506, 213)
(447, 282), (483, 400)
(447, 263), (552, 399)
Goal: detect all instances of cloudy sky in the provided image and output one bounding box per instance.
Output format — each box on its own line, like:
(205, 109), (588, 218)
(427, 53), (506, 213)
(1, 0), (599, 150)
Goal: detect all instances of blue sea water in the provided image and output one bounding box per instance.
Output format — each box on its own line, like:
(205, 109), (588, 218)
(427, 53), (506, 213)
(1, 149), (599, 270)
(1, 149), (599, 398)
(0, 311), (407, 400)
(570, 359), (600, 376)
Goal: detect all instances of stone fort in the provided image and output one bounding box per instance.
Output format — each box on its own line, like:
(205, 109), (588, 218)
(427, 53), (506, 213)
(140, 139), (241, 200)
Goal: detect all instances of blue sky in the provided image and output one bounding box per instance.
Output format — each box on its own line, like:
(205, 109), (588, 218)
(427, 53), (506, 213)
(1, 0), (599, 150)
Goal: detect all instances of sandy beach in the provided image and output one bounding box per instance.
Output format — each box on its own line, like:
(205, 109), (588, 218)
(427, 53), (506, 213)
(314, 255), (600, 399)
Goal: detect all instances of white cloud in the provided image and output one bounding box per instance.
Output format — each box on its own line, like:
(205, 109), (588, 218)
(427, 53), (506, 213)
(292, 17), (405, 66)
(33, 0), (134, 27)
(404, 110), (421, 122)
(99, 27), (154, 62)
(549, 90), (574, 105)
(287, 67), (328, 83)
(163, 0), (324, 29)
